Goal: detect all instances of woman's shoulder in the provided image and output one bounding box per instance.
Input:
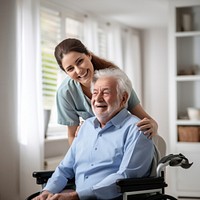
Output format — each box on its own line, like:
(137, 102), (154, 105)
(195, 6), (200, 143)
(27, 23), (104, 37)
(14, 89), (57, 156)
(57, 76), (80, 94)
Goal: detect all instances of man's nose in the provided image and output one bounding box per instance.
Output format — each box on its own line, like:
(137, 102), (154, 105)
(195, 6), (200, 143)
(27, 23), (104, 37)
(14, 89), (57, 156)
(95, 92), (103, 101)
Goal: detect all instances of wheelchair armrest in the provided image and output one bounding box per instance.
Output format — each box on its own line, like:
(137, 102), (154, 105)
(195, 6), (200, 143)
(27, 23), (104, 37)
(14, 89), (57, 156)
(32, 170), (76, 189)
(116, 176), (167, 193)
(33, 170), (54, 185)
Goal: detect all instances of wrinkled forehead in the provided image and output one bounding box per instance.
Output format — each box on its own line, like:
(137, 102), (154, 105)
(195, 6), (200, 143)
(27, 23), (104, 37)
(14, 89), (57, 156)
(94, 77), (117, 89)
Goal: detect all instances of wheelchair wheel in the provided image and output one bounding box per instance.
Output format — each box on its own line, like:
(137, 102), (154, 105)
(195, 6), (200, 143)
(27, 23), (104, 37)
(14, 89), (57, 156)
(145, 194), (177, 200)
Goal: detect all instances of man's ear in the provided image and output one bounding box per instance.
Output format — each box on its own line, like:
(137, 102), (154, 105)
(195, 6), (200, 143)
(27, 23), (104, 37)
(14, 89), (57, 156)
(121, 92), (128, 106)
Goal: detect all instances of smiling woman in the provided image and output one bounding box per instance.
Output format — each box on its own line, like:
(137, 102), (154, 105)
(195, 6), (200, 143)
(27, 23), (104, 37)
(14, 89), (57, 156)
(55, 38), (119, 144)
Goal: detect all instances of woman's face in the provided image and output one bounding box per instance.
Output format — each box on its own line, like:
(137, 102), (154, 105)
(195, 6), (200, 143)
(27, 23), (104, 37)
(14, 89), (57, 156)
(61, 51), (94, 87)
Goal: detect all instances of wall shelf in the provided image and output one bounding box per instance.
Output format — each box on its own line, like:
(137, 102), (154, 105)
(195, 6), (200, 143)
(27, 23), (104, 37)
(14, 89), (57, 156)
(176, 120), (200, 126)
(175, 31), (200, 37)
(169, 0), (200, 198)
(176, 75), (200, 81)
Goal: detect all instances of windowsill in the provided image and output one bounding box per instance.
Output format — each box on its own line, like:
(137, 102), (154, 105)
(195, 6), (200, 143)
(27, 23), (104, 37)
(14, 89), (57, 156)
(44, 134), (69, 160)
(45, 135), (68, 143)
(45, 124), (67, 142)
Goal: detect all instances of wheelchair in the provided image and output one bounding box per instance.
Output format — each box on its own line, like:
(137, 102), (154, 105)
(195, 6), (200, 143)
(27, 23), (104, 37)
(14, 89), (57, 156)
(26, 135), (193, 200)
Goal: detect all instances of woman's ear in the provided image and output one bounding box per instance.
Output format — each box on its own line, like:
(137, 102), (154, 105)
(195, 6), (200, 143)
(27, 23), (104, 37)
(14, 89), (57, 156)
(87, 52), (92, 60)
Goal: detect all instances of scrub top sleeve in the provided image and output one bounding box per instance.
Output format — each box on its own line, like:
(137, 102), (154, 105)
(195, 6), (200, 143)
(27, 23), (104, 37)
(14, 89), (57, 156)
(127, 88), (140, 111)
(56, 91), (80, 126)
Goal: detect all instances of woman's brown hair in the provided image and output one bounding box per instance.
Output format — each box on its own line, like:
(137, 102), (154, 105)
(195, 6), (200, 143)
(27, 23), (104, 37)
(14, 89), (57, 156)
(54, 38), (117, 71)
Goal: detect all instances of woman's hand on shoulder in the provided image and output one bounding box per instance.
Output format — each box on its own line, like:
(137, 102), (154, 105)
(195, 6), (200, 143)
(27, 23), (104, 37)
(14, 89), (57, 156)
(137, 117), (158, 138)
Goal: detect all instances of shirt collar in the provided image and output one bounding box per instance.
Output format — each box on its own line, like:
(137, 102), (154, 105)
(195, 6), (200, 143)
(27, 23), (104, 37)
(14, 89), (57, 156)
(93, 108), (129, 129)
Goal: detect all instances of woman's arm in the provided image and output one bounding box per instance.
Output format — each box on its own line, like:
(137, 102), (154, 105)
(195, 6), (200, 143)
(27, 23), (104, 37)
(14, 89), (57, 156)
(67, 125), (79, 145)
(130, 104), (158, 137)
(67, 121), (85, 145)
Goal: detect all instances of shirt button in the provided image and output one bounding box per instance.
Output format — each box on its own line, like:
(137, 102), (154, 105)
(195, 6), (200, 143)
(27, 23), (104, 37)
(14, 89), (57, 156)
(95, 147), (97, 150)
(85, 176), (88, 179)
(91, 164), (94, 166)
(99, 134), (102, 137)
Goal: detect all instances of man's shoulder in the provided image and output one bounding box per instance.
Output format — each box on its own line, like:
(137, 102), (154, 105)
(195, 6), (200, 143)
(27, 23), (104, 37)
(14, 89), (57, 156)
(112, 109), (140, 128)
(124, 111), (141, 125)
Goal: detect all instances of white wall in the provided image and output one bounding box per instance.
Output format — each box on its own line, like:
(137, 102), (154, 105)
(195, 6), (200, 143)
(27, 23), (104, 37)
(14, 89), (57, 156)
(141, 28), (169, 149)
(141, 28), (171, 194)
(0, 0), (20, 199)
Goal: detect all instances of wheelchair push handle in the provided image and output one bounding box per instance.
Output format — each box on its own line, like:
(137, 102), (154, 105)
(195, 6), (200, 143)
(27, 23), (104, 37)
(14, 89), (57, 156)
(159, 153), (193, 168)
(156, 153), (193, 177)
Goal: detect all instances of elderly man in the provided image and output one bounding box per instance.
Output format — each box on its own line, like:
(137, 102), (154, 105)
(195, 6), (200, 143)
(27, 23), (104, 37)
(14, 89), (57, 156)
(35, 68), (154, 200)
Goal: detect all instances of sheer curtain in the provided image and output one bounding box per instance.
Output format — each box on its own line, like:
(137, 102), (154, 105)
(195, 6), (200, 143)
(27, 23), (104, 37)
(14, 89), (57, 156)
(106, 22), (123, 68)
(17, 0), (44, 198)
(83, 16), (123, 68)
(105, 23), (142, 99)
(83, 15), (99, 54)
(123, 29), (142, 100)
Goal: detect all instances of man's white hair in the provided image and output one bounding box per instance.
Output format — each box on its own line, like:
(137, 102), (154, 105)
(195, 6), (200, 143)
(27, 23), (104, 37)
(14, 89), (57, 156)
(91, 68), (133, 105)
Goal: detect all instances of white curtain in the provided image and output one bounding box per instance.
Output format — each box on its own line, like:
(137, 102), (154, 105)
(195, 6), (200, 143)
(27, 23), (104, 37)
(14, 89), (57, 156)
(83, 15), (99, 54)
(17, 0), (44, 199)
(106, 23), (123, 68)
(123, 29), (142, 101)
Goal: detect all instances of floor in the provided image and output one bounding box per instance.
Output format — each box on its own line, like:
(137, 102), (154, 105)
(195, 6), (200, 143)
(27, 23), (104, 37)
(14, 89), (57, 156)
(178, 198), (200, 200)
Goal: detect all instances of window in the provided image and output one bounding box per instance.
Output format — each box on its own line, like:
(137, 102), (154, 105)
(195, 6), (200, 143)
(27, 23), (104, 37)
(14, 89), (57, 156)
(40, 5), (84, 137)
(65, 17), (84, 39)
(97, 26), (108, 59)
(40, 7), (61, 110)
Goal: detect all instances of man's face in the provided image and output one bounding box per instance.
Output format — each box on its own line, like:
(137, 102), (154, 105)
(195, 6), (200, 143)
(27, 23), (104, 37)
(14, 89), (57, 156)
(91, 77), (125, 126)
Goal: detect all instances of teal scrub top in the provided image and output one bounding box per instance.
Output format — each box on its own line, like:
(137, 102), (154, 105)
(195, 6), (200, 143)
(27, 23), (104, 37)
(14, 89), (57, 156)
(56, 76), (140, 126)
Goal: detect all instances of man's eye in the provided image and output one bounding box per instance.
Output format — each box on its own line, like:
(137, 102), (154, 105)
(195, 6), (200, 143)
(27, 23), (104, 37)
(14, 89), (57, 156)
(103, 91), (110, 95)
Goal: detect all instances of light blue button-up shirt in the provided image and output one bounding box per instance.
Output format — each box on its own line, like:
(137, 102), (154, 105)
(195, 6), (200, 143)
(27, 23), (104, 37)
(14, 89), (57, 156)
(44, 108), (154, 200)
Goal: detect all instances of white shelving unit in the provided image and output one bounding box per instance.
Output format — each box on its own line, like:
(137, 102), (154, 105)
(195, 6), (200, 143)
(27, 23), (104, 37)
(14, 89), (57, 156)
(169, 0), (200, 198)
